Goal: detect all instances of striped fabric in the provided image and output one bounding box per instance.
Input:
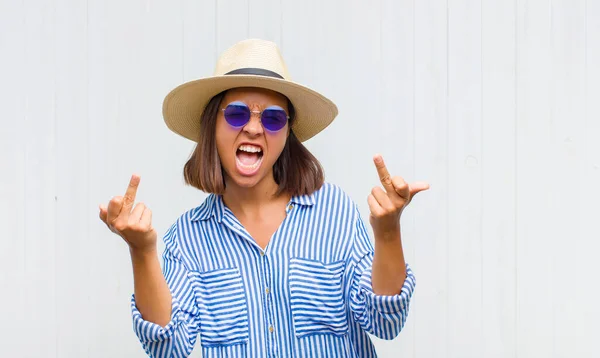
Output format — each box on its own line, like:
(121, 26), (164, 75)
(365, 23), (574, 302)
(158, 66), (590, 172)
(131, 183), (416, 357)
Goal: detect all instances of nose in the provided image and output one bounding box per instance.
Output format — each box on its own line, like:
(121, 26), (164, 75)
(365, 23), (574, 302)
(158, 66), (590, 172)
(242, 111), (264, 136)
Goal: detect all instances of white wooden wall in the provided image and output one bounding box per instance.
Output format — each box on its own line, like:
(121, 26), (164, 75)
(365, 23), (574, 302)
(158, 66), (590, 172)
(1, 0), (599, 357)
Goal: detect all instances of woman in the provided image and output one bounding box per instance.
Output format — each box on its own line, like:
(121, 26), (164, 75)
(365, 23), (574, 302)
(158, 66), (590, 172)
(99, 39), (428, 357)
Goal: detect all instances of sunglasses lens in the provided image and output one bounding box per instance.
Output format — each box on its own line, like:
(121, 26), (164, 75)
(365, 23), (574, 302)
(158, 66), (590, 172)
(224, 103), (250, 127)
(261, 107), (288, 132)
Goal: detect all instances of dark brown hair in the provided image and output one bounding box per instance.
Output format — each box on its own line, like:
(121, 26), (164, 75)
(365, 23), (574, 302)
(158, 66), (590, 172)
(183, 90), (324, 196)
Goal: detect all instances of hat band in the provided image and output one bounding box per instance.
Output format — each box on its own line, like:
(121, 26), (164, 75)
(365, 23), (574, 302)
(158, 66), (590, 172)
(225, 68), (284, 79)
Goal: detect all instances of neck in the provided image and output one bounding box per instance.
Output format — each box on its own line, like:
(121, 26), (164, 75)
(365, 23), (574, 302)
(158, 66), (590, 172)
(222, 175), (289, 217)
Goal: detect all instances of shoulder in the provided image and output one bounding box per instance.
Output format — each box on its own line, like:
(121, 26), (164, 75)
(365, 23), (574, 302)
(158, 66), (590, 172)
(310, 182), (359, 216)
(182, 194), (218, 223)
(313, 182), (353, 201)
(161, 195), (216, 251)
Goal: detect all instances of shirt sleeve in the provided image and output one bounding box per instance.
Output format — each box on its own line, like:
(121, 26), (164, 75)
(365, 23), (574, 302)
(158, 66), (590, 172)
(347, 207), (416, 340)
(130, 223), (200, 357)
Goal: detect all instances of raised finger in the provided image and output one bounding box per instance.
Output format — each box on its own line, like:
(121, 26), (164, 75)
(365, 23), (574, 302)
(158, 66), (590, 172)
(106, 196), (124, 224)
(122, 174), (141, 211)
(373, 154), (394, 192)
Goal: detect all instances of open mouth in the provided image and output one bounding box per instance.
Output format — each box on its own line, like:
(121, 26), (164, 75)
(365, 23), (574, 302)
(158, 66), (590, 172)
(235, 144), (264, 174)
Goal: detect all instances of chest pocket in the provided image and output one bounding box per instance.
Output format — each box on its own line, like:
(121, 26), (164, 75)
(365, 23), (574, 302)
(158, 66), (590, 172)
(188, 267), (249, 347)
(288, 257), (349, 338)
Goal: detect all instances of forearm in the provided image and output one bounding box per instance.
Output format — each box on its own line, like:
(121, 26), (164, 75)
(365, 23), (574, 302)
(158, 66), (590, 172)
(130, 248), (172, 327)
(371, 226), (407, 295)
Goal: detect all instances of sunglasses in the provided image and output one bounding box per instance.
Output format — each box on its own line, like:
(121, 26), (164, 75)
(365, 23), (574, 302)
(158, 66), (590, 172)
(221, 101), (289, 132)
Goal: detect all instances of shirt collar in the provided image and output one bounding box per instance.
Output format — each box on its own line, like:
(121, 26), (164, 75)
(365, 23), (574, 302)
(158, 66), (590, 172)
(190, 192), (315, 222)
(190, 194), (224, 222)
(290, 192), (316, 206)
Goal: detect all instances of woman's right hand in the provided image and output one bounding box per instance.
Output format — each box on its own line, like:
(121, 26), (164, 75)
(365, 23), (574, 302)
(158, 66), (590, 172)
(99, 174), (157, 254)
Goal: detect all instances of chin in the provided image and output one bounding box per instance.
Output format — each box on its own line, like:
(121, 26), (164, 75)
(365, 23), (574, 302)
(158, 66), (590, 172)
(226, 168), (269, 190)
(232, 176), (262, 188)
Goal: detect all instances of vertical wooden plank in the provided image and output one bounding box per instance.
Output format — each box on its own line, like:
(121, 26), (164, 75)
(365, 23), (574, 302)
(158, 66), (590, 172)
(516, 0), (554, 356)
(413, 0), (449, 356)
(216, 0), (249, 54)
(86, 0), (134, 356)
(280, 0), (356, 191)
(481, 0), (517, 357)
(581, 1), (600, 355)
(22, 0), (57, 356)
(371, 0), (416, 357)
(54, 0), (90, 356)
(550, 0), (594, 356)
(183, 0), (217, 80)
(447, 0), (483, 356)
(248, 0), (282, 45)
(86, 0), (190, 356)
(0, 1), (28, 356)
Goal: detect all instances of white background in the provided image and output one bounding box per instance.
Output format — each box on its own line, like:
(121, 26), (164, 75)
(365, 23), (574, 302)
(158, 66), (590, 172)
(1, 0), (599, 357)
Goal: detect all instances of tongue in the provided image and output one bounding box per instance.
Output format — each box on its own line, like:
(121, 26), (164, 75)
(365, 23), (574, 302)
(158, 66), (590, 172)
(237, 151), (260, 165)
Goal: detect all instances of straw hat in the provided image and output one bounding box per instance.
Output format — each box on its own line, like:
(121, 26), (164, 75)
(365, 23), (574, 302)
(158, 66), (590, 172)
(162, 39), (338, 142)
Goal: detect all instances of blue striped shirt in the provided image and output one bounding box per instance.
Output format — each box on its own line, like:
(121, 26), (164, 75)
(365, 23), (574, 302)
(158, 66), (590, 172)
(131, 183), (416, 357)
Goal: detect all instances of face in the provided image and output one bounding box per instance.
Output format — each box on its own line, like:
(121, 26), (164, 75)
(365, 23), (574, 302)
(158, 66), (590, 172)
(215, 87), (290, 191)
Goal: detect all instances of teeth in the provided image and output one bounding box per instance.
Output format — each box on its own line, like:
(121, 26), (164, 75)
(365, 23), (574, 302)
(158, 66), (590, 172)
(238, 144), (262, 153)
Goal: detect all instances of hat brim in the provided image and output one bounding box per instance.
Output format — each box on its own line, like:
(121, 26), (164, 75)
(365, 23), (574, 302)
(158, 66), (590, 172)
(162, 75), (338, 142)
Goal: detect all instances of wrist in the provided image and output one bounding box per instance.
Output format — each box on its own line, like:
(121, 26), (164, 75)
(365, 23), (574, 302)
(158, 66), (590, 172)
(129, 245), (158, 262)
(373, 224), (401, 243)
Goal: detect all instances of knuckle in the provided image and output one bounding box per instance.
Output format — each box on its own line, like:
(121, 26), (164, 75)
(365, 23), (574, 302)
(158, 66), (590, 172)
(393, 177), (406, 186)
(397, 185), (408, 193)
(113, 223), (127, 232)
(128, 217), (139, 229)
(123, 196), (134, 206)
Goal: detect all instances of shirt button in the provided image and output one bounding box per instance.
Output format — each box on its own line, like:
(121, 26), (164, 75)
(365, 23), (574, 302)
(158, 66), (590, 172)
(260, 251), (265, 257)
(287, 204), (294, 211)
(269, 325), (274, 333)
(265, 287), (270, 294)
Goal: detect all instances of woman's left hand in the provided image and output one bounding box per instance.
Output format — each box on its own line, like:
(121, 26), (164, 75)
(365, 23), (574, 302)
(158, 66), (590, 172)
(368, 154), (430, 240)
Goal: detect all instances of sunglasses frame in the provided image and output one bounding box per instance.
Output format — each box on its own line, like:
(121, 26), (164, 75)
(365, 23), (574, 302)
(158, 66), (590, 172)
(221, 101), (290, 132)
